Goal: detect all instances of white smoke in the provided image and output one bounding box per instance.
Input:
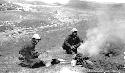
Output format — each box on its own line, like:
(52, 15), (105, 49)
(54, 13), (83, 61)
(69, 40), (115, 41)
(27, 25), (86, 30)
(78, 27), (107, 57)
(78, 6), (125, 57)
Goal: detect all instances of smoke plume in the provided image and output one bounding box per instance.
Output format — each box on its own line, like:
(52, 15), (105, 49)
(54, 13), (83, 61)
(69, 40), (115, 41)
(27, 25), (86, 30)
(78, 5), (125, 57)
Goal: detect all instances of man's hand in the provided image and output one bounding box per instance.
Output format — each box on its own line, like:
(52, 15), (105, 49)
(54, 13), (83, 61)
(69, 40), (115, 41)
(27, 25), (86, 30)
(74, 43), (81, 48)
(18, 54), (25, 60)
(19, 54), (23, 58)
(31, 51), (40, 58)
(71, 46), (75, 49)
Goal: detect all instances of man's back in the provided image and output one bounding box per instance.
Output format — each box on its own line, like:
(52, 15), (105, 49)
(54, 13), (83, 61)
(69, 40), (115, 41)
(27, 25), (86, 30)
(64, 34), (82, 45)
(19, 40), (35, 59)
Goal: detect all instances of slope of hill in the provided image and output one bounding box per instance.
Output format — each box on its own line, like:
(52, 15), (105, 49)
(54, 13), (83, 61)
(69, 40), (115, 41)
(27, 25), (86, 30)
(0, 0), (22, 11)
(0, 0), (124, 73)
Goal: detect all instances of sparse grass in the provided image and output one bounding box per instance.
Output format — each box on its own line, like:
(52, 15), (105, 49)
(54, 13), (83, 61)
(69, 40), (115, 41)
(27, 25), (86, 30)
(0, 25), (13, 32)
(0, 4), (124, 73)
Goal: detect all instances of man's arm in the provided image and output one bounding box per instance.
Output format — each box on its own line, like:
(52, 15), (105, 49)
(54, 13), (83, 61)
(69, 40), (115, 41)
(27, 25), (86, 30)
(64, 36), (72, 47)
(74, 43), (81, 48)
(31, 50), (40, 58)
(73, 36), (83, 48)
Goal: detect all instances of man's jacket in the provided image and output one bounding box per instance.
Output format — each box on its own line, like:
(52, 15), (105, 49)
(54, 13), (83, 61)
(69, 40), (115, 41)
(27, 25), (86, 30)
(63, 34), (83, 49)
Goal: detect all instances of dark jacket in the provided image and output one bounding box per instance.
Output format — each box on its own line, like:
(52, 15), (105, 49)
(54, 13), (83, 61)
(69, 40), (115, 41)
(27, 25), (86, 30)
(62, 34), (83, 50)
(19, 40), (38, 60)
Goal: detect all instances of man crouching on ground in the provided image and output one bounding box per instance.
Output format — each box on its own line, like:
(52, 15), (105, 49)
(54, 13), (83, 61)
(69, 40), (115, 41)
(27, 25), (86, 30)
(62, 28), (83, 54)
(18, 34), (45, 68)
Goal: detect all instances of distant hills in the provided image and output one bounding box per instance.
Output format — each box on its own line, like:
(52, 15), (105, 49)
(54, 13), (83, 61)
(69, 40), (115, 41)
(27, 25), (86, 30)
(65, 0), (125, 11)
(25, 1), (47, 5)
(64, 0), (105, 10)
(0, 0), (125, 12)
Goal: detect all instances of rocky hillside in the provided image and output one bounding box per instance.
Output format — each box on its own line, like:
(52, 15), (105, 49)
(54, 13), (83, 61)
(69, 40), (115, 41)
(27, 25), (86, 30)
(0, 0), (22, 11)
(0, 0), (124, 73)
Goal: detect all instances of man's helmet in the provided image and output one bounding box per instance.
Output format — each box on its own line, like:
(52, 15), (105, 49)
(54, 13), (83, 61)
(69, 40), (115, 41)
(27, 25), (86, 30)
(71, 28), (78, 32)
(32, 34), (41, 40)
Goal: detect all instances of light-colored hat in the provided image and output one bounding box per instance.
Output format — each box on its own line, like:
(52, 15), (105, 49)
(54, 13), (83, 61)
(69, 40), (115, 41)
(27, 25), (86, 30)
(71, 28), (78, 32)
(32, 34), (41, 39)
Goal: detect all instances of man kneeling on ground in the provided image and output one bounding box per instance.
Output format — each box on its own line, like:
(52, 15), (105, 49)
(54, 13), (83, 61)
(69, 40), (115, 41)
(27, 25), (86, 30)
(62, 28), (83, 54)
(18, 34), (45, 68)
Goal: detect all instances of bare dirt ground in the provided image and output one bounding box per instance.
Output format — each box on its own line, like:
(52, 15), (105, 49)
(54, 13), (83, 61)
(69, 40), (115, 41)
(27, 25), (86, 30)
(0, 3), (124, 73)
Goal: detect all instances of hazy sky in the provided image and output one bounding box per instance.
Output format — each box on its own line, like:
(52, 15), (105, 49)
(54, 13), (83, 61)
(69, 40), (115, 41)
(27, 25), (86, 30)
(25, 0), (70, 4)
(7, 0), (125, 4)
(25, 0), (125, 4)
(83, 0), (125, 3)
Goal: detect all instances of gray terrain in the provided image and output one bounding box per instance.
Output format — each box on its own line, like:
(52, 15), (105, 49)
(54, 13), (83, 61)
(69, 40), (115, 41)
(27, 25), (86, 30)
(0, 0), (124, 73)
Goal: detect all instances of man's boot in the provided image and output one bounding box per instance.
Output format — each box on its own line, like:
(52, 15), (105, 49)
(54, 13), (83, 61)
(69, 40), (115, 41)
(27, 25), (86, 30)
(19, 59), (32, 67)
(28, 58), (45, 68)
